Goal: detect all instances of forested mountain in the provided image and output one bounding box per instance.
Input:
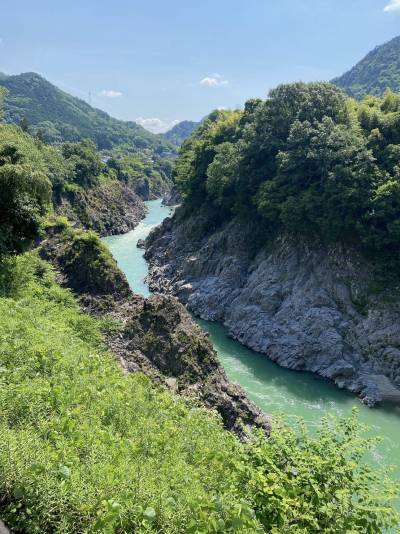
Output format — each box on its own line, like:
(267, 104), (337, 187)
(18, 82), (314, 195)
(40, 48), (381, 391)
(0, 72), (174, 152)
(0, 81), (398, 534)
(162, 120), (200, 146)
(333, 35), (400, 99)
(146, 82), (400, 413)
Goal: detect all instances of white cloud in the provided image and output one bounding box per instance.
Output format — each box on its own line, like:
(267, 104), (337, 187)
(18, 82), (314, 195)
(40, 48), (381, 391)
(98, 89), (123, 98)
(384, 0), (400, 11)
(135, 117), (180, 134)
(200, 73), (229, 87)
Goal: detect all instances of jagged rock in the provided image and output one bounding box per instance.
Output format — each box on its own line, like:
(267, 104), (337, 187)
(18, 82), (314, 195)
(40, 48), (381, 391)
(39, 228), (270, 436)
(137, 239), (146, 249)
(145, 206), (400, 407)
(56, 181), (147, 236)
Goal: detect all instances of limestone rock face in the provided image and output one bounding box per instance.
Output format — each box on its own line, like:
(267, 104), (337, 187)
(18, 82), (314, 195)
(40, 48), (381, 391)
(145, 208), (400, 406)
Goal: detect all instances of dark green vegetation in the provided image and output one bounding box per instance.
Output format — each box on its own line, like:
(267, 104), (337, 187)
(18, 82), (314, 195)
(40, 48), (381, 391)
(0, 250), (398, 533)
(175, 82), (400, 279)
(162, 120), (201, 146)
(0, 91), (169, 246)
(333, 35), (400, 99)
(0, 72), (174, 152)
(1, 73), (399, 534)
(0, 122), (52, 255)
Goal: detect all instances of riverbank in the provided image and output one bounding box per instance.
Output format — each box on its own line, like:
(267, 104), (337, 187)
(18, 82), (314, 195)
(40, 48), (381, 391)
(105, 199), (400, 495)
(40, 206), (270, 435)
(145, 207), (400, 407)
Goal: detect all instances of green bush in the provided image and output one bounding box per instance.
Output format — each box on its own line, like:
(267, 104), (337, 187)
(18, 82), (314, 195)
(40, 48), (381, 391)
(0, 124), (52, 255)
(0, 253), (398, 532)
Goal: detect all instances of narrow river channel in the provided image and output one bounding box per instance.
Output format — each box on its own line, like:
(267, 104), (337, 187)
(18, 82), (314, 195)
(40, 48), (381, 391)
(104, 199), (400, 495)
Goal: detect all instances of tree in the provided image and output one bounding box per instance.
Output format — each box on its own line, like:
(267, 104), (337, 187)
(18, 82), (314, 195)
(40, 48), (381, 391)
(62, 139), (103, 188)
(0, 125), (51, 255)
(19, 117), (30, 133)
(0, 87), (7, 121)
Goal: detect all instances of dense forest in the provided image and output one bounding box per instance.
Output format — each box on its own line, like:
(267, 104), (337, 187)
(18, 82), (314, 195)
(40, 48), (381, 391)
(174, 82), (400, 280)
(0, 72), (174, 152)
(0, 79), (399, 532)
(333, 35), (400, 99)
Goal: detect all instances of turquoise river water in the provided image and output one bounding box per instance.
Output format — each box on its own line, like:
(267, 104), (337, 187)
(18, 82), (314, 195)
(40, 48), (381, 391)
(104, 199), (400, 496)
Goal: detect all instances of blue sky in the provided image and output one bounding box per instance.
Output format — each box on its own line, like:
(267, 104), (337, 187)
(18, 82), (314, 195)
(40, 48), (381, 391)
(1, 0), (399, 132)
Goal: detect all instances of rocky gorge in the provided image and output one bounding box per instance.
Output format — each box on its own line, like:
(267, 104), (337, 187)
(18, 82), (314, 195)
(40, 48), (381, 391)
(39, 220), (270, 436)
(145, 206), (400, 407)
(56, 180), (148, 237)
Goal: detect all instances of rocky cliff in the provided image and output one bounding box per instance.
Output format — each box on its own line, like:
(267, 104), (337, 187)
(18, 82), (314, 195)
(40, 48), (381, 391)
(40, 224), (270, 436)
(145, 207), (400, 407)
(56, 180), (147, 236)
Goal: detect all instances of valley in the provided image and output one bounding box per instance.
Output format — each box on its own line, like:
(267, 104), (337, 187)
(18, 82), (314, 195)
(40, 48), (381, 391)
(1, 23), (400, 532)
(105, 199), (400, 504)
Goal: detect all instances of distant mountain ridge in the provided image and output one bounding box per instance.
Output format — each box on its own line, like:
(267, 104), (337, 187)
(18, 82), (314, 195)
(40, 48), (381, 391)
(0, 72), (173, 152)
(333, 35), (400, 99)
(162, 120), (200, 146)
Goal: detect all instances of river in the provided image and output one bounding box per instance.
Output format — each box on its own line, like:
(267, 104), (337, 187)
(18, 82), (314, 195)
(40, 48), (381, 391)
(104, 199), (400, 491)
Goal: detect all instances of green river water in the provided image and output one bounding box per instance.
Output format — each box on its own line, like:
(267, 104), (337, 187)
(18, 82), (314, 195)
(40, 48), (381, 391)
(104, 199), (400, 497)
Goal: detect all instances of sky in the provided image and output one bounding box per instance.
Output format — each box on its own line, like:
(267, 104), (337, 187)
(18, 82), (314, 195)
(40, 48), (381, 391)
(0, 0), (399, 132)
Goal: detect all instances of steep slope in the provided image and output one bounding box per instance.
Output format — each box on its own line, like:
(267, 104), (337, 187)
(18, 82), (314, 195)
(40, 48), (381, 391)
(0, 72), (173, 151)
(56, 180), (147, 236)
(333, 35), (400, 98)
(40, 222), (270, 435)
(162, 120), (200, 146)
(144, 82), (400, 406)
(145, 208), (400, 406)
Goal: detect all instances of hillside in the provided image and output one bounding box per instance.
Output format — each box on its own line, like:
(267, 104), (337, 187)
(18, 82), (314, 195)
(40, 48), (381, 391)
(145, 82), (400, 406)
(333, 35), (400, 99)
(162, 120), (200, 146)
(0, 72), (173, 152)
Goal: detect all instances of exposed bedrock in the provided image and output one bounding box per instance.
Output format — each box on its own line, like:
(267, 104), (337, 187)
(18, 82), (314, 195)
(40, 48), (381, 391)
(145, 207), (400, 406)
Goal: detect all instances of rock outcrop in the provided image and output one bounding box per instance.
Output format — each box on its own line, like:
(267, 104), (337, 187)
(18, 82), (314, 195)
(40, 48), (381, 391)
(162, 186), (181, 206)
(40, 226), (270, 436)
(145, 207), (400, 406)
(56, 181), (147, 236)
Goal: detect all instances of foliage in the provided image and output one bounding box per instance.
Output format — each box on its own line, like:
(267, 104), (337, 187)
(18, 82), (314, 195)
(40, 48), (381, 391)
(333, 35), (400, 99)
(0, 252), (398, 533)
(0, 86), (8, 120)
(0, 124), (51, 255)
(242, 415), (399, 533)
(53, 225), (130, 296)
(0, 72), (174, 153)
(174, 109), (242, 208)
(62, 139), (103, 188)
(105, 148), (173, 199)
(174, 82), (400, 278)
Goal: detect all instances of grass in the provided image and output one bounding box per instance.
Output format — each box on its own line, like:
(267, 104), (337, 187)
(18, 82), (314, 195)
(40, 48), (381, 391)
(0, 252), (398, 533)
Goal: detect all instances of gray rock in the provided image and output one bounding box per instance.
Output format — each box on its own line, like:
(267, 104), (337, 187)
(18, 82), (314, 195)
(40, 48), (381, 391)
(0, 520), (10, 534)
(145, 207), (400, 406)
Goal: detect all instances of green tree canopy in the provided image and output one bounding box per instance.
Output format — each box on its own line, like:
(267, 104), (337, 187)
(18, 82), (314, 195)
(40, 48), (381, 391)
(0, 124), (51, 255)
(62, 139), (103, 188)
(173, 82), (400, 277)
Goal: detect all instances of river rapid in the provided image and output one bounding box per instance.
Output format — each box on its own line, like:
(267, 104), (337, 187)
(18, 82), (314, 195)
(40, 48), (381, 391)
(104, 199), (400, 494)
